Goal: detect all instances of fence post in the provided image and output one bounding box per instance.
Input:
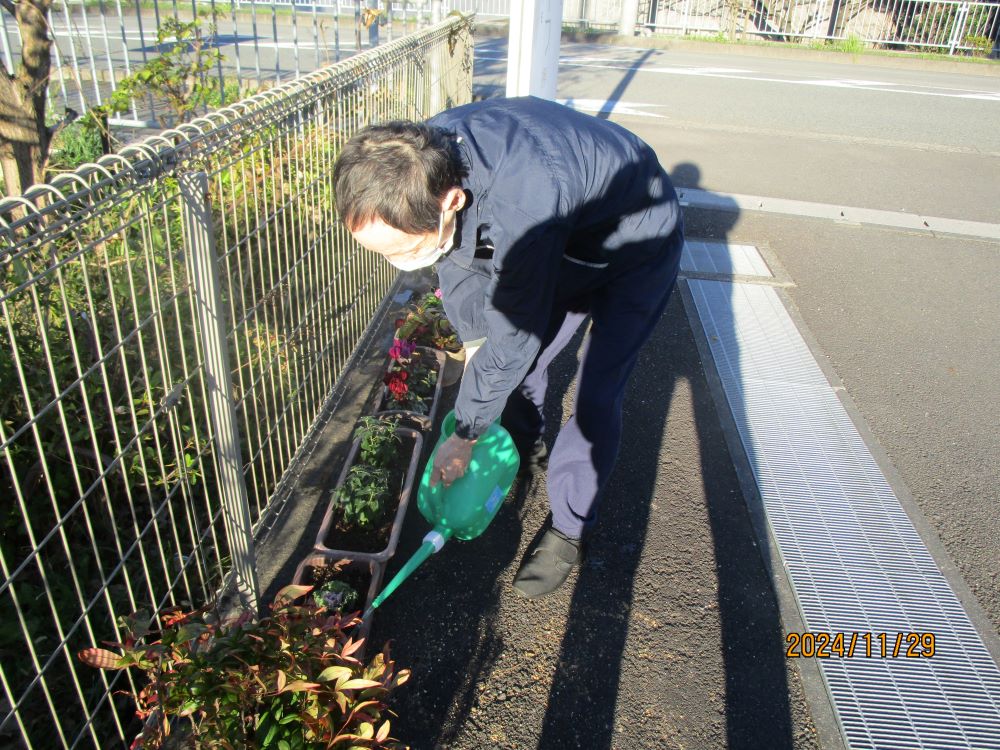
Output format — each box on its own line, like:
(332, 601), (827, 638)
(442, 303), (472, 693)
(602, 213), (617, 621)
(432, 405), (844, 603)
(430, 0), (443, 112)
(948, 2), (971, 54)
(179, 170), (260, 613)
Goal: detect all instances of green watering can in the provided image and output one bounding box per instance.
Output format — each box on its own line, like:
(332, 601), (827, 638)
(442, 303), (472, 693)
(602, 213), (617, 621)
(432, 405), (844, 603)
(361, 410), (520, 623)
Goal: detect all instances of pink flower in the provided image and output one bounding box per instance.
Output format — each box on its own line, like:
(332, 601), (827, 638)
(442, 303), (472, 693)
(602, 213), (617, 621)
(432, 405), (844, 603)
(434, 288), (443, 299)
(388, 338), (416, 361)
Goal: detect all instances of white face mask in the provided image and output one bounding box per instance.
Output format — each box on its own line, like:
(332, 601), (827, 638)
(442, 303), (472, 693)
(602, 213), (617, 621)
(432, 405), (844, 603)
(387, 211), (456, 271)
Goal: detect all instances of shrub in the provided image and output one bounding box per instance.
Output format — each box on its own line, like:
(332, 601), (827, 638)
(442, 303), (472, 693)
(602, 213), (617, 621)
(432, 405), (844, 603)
(106, 16), (223, 123)
(77, 586), (409, 749)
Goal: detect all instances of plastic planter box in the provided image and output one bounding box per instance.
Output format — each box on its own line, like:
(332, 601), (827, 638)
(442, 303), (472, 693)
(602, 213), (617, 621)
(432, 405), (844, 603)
(315, 425), (423, 564)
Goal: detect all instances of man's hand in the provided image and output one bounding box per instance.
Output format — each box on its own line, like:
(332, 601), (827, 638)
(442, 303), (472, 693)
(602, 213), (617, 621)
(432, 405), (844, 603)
(429, 433), (475, 488)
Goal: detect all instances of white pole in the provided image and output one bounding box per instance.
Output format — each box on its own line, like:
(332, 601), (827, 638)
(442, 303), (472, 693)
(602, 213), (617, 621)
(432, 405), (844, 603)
(506, 0), (563, 99)
(619, 0), (639, 36)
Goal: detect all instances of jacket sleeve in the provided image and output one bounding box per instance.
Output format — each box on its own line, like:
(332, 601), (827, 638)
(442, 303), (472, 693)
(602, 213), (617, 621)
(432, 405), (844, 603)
(452, 219), (570, 440)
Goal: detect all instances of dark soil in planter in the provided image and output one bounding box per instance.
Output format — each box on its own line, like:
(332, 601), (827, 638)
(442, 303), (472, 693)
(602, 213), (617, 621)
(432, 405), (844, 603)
(321, 433), (416, 554)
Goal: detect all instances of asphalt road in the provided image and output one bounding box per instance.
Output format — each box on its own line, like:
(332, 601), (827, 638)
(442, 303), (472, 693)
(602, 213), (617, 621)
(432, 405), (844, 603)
(476, 39), (1000, 223)
(474, 38), (1000, 637)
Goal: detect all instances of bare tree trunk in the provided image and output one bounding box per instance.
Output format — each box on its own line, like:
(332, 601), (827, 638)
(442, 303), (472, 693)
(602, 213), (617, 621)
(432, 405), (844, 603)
(0, 0), (53, 197)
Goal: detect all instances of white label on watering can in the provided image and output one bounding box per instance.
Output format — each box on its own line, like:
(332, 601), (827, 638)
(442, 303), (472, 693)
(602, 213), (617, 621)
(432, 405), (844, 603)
(485, 486), (504, 514)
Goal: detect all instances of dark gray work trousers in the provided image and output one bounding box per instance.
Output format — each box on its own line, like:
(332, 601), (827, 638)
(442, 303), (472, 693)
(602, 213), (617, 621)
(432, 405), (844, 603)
(500, 226), (684, 539)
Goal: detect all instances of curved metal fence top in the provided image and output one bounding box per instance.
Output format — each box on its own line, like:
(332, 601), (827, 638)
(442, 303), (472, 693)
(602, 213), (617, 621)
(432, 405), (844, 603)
(0, 13), (475, 254)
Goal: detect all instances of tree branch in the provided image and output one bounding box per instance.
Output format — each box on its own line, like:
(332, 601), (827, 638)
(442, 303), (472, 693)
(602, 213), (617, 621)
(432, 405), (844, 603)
(0, 0), (16, 18)
(47, 106), (78, 139)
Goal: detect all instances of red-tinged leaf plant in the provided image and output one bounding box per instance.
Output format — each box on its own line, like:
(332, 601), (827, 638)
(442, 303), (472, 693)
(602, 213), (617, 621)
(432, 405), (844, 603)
(393, 290), (460, 353)
(77, 585), (410, 749)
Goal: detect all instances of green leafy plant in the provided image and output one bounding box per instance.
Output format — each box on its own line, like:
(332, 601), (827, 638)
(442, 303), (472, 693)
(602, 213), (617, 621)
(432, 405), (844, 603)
(354, 416), (401, 469)
(964, 34), (993, 57)
(105, 16), (223, 123)
(334, 465), (392, 529)
(47, 111), (105, 170)
(77, 586), (410, 749)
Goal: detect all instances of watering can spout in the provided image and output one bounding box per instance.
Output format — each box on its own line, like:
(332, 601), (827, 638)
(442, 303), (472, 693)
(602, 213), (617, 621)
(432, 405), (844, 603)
(365, 528), (452, 617)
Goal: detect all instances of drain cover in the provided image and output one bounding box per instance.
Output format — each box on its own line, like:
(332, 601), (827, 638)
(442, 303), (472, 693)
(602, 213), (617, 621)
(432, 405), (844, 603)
(687, 278), (1000, 750)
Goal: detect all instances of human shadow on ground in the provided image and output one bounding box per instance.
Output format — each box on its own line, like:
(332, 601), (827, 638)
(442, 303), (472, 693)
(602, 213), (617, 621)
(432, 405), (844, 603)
(537, 165), (800, 749)
(674, 165), (800, 749)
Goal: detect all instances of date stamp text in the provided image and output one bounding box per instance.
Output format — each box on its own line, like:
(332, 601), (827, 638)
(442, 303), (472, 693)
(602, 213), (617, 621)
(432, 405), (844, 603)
(786, 632), (936, 658)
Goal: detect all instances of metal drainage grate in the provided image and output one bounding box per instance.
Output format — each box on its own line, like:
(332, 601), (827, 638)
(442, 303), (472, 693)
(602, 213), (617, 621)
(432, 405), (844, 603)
(681, 240), (773, 278)
(686, 278), (1000, 750)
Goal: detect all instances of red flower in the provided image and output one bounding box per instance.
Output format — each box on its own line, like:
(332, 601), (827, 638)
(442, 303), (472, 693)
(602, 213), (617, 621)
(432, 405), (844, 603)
(384, 369), (409, 398)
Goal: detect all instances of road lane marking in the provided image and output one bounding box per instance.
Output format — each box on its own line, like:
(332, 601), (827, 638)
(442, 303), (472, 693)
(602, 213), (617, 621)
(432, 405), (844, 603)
(476, 55), (1000, 102)
(557, 97), (667, 118)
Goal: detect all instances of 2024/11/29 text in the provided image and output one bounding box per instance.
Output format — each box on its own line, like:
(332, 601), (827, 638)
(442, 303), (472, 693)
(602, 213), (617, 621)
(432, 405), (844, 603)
(786, 632), (936, 659)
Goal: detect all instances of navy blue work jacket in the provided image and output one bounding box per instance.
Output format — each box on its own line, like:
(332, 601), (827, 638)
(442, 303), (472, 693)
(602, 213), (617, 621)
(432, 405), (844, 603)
(427, 96), (681, 440)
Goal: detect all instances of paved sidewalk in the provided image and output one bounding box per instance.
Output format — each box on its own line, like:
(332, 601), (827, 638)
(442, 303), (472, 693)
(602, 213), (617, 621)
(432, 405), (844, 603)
(368, 286), (822, 750)
(257, 205), (998, 748)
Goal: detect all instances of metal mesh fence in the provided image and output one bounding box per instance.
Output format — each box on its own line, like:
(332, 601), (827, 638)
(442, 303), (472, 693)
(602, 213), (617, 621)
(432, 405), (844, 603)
(0, 15), (472, 749)
(0, 0), (451, 126)
(643, 0), (1000, 52)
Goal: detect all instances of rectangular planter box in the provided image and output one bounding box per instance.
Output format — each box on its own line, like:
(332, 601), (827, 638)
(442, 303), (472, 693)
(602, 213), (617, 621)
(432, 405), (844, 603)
(376, 346), (446, 429)
(315, 425), (423, 564)
(292, 554), (385, 648)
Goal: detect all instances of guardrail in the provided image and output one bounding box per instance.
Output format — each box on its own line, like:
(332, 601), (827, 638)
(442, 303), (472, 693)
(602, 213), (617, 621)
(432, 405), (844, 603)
(641, 0), (1000, 54)
(0, 14), (472, 749)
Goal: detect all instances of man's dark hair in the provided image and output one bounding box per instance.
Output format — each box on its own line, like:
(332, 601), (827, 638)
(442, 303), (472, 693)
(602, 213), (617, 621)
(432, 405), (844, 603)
(333, 121), (466, 234)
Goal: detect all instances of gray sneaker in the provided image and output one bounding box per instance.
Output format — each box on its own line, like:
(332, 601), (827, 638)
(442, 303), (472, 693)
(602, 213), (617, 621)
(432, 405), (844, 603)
(512, 527), (583, 598)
